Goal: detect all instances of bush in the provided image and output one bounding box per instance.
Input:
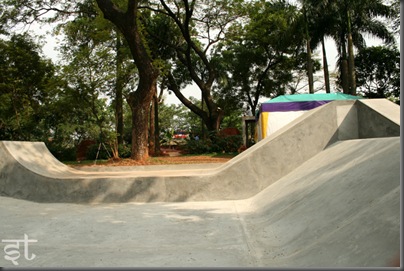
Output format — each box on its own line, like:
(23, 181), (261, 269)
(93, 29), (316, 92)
(184, 138), (213, 154)
(86, 143), (111, 160)
(216, 135), (243, 153)
(86, 143), (132, 160)
(184, 134), (242, 154)
(118, 144), (131, 158)
(47, 144), (77, 162)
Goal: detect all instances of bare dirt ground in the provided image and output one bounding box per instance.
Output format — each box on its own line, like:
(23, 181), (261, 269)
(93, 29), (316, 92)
(71, 148), (236, 168)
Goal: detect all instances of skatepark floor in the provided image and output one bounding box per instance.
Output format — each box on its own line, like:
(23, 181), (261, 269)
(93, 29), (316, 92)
(0, 137), (400, 268)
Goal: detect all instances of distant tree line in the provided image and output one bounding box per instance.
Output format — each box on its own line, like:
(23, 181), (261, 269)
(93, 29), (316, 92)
(0, 0), (399, 160)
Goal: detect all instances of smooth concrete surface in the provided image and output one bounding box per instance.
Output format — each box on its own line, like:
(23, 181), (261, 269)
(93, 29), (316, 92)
(0, 137), (400, 267)
(357, 98), (400, 138)
(3, 99), (400, 203)
(0, 98), (400, 267)
(0, 97), (344, 203)
(241, 137), (400, 267)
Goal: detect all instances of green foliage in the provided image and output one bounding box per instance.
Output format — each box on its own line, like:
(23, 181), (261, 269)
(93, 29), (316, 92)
(306, 0), (397, 92)
(159, 100), (208, 134)
(0, 33), (57, 141)
(86, 143), (111, 160)
(159, 128), (174, 147)
(184, 133), (242, 154)
(0, 0), (398, 161)
(215, 0), (310, 114)
(355, 46), (400, 102)
(184, 139), (213, 154)
(47, 143), (77, 162)
(220, 108), (243, 132)
(118, 144), (131, 158)
(214, 134), (243, 153)
(85, 142), (132, 160)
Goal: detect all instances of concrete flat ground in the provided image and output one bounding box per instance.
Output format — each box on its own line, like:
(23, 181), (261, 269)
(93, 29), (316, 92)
(0, 137), (400, 267)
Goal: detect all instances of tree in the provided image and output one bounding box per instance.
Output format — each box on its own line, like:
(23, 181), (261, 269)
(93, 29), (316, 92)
(95, 0), (161, 161)
(58, 27), (116, 146)
(216, 0), (311, 114)
(0, 32), (118, 157)
(305, 0), (339, 93)
(0, 34), (56, 140)
(299, 0), (315, 94)
(142, 12), (190, 154)
(57, 1), (138, 156)
(390, 0), (400, 35)
(45, 82), (115, 150)
(328, 0), (395, 94)
(157, 0), (244, 133)
(159, 102), (193, 133)
(355, 46), (400, 102)
(295, 0), (396, 95)
(1, 0), (162, 161)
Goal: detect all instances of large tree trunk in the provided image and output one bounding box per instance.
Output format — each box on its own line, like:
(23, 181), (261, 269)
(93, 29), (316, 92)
(148, 97), (155, 156)
(97, 0), (159, 161)
(127, 81), (157, 160)
(303, 5), (314, 94)
(115, 31), (124, 145)
(148, 86), (158, 156)
(346, 10), (356, 95)
(153, 92), (160, 155)
(340, 37), (349, 94)
(306, 39), (314, 94)
(205, 105), (224, 132)
(321, 37), (331, 93)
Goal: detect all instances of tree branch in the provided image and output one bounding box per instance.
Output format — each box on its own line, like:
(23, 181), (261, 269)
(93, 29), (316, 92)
(95, 0), (125, 30)
(166, 71), (207, 121)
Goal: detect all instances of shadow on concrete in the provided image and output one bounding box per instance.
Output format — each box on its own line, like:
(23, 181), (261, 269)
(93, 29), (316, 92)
(239, 137), (400, 267)
(0, 99), (400, 205)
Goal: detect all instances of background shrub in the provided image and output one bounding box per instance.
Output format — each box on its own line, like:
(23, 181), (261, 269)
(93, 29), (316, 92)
(47, 144), (77, 162)
(184, 134), (242, 154)
(118, 144), (131, 158)
(86, 143), (110, 160)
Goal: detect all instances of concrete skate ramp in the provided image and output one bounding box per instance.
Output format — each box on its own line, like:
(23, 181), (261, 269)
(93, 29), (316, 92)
(0, 98), (400, 267)
(0, 136), (399, 267)
(0, 99), (400, 203)
(241, 137), (400, 267)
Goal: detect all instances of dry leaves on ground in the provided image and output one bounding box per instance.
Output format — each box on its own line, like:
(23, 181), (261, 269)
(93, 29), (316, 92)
(71, 148), (236, 168)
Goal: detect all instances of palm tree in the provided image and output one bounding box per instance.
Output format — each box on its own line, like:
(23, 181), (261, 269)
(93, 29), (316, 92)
(306, 0), (338, 93)
(297, 0), (339, 94)
(332, 0), (395, 95)
(300, 0), (395, 95)
(299, 0), (315, 93)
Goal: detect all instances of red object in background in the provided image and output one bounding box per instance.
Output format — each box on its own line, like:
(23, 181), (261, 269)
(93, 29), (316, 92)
(173, 131), (188, 139)
(76, 139), (96, 161)
(219, 127), (241, 137)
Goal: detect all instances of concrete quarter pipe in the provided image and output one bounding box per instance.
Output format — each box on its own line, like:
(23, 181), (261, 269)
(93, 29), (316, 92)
(0, 99), (400, 267)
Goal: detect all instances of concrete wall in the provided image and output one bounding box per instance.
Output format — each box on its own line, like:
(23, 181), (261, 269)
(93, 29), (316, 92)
(356, 99), (400, 138)
(0, 99), (400, 204)
(336, 102), (358, 140)
(211, 100), (349, 200)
